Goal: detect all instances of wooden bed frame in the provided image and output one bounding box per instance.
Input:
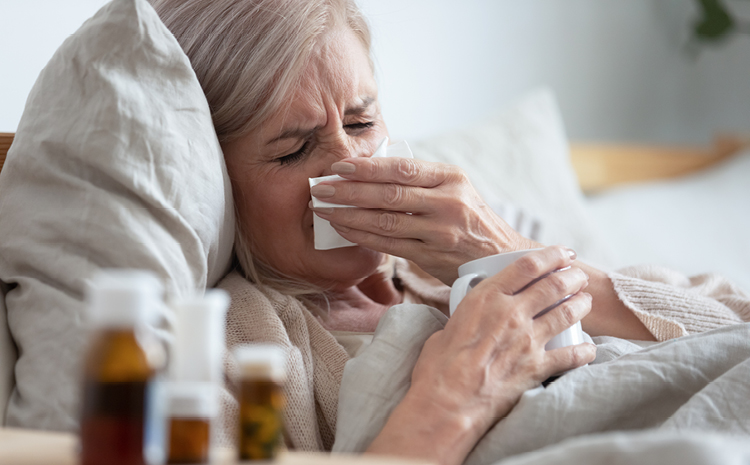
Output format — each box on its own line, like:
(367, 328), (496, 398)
(0, 133), (11, 174)
(570, 135), (748, 192)
(0, 132), (747, 192)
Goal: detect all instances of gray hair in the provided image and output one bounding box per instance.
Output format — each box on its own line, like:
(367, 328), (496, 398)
(152, 0), (373, 297)
(152, 0), (371, 143)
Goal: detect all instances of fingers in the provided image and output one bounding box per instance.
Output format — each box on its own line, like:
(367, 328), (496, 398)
(330, 156), (463, 188)
(543, 343), (597, 377)
(311, 180), (435, 212)
(479, 246), (577, 297)
(534, 292), (592, 340)
(314, 207), (432, 241)
(519, 266), (589, 319)
(328, 221), (426, 258)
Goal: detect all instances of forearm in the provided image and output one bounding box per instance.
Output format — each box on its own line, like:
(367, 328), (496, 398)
(365, 388), (481, 465)
(576, 261), (656, 341)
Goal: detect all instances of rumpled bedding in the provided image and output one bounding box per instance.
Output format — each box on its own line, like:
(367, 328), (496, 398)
(333, 304), (750, 464)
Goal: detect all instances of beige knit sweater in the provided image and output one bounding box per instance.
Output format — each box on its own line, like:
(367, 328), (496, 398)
(216, 261), (750, 451)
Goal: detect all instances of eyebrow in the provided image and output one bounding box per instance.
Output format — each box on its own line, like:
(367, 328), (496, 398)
(267, 126), (318, 145)
(344, 96), (375, 116)
(266, 96), (375, 145)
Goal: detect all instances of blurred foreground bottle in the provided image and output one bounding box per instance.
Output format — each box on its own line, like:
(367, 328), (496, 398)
(166, 290), (229, 464)
(80, 269), (166, 465)
(234, 344), (287, 461)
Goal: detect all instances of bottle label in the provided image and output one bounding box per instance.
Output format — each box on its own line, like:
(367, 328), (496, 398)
(144, 378), (167, 465)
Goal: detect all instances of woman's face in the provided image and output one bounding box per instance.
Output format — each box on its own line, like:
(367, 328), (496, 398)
(223, 28), (388, 291)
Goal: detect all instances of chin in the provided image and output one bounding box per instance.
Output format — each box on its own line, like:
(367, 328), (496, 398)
(315, 246), (383, 288)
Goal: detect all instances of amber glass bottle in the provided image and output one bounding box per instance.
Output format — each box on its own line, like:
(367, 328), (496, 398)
(167, 416), (211, 463)
(79, 270), (164, 465)
(165, 382), (216, 464)
(166, 290), (229, 464)
(234, 345), (287, 461)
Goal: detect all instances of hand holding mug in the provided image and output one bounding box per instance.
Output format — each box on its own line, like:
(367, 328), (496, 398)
(399, 246), (596, 463)
(450, 248), (587, 351)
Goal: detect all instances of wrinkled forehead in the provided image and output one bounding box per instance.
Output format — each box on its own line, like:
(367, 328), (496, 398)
(259, 28), (376, 132)
(295, 28), (373, 105)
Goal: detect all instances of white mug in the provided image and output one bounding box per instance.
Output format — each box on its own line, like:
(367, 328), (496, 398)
(450, 249), (585, 351)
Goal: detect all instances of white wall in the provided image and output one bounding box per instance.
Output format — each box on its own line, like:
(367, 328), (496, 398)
(2, 0), (749, 144)
(0, 0), (111, 132)
(359, 0), (750, 144)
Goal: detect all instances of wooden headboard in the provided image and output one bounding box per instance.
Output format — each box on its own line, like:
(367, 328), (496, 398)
(0, 133), (12, 174)
(569, 135), (747, 192)
(0, 132), (746, 191)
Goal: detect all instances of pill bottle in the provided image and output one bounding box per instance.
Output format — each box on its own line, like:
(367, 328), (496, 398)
(166, 383), (216, 464)
(233, 344), (287, 461)
(79, 269), (165, 465)
(166, 290), (229, 464)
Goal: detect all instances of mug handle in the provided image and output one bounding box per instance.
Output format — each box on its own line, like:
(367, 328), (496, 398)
(449, 272), (486, 316)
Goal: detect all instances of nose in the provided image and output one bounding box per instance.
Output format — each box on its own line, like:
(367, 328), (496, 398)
(319, 132), (374, 176)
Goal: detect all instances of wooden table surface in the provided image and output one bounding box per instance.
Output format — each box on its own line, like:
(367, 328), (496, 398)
(0, 427), (431, 465)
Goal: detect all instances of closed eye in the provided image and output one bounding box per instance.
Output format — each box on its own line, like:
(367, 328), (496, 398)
(345, 122), (374, 131)
(277, 141), (310, 165)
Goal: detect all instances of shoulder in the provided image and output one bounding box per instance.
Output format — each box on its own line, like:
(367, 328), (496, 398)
(215, 270), (305, 311)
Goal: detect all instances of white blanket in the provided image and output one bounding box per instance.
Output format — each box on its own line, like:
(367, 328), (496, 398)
(333, 304), (750, 464)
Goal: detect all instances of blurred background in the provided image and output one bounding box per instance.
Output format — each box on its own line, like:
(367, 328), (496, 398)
(2, 0), (749, 143)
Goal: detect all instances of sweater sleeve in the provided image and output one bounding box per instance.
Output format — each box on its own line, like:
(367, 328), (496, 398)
(609, 264), (750, 342)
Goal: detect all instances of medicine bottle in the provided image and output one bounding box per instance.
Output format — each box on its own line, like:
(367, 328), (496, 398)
(234, 344), (287, 461)
(166, 290), (229, 464)
(79, 269), (165, 465)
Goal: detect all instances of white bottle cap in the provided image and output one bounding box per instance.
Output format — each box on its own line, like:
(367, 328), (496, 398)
(233, 344), (287, 381)
(166, 382), (218, 419)
(86, 269), (163, 328)
(170, 289), (230, 383)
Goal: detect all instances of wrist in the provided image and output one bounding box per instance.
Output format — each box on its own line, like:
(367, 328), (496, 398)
(576, 262), (656, 340)
(366, 387), (483, 465)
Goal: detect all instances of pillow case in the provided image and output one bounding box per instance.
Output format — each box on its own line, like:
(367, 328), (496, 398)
(0, 0), (234, 429)
(411, 89), (615, 267)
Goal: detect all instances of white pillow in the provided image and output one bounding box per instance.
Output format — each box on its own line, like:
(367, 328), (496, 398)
(411, 89), (615, 267)
(585, 148), (750, 293)
(0, 0), (234, 429)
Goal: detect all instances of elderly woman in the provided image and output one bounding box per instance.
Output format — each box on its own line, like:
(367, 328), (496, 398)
(151, 0), (749, 463)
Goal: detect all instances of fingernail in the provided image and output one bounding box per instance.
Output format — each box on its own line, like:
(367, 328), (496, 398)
(313, 207), (334, 215)
(332, 223), (351, 232)
(311, 184), (335, 198)
(331, 161), (356, 175)
(567, 248), (577, 260)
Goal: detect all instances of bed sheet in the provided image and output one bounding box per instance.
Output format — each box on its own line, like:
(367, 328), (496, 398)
(333, 304), (750, 464)
(494, 430), (750, 465)
(584, 149), (750, 294)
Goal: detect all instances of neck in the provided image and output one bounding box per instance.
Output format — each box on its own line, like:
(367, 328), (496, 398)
(315, 271), (402, 332)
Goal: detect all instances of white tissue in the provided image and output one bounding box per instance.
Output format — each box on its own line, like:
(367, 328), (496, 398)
(310, 137), (414, 250)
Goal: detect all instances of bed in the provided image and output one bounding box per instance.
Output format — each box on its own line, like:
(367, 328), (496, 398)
(3, 111), (750, 465)
(1, 0), (750, 462)
(1, 129), (749, 384)
(3, 132), (747, 297)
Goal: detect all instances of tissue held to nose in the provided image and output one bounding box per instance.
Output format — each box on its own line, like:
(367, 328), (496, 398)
(309, 137), (414, 250)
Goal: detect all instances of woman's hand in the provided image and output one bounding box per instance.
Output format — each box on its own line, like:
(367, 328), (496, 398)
(366, 246), (596, 465)
(310, 156), (538, 284)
